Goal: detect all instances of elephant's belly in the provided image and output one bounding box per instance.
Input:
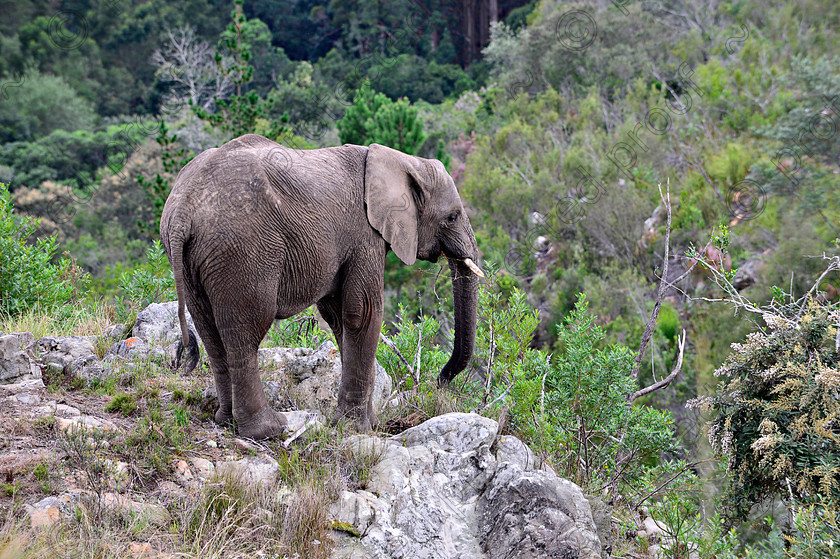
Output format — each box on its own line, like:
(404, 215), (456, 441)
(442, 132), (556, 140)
(273, 261), (340, 320)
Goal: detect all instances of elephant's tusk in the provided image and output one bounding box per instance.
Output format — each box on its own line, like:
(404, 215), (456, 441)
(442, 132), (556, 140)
(463, 258), (485, 278)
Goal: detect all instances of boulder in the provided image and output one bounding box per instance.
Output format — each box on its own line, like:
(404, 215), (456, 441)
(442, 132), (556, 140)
(216, 455), (280, 488)
(70, 354), (106, 383)
(133, 302), (200, 347)
(35, 336), (95, 374)
(202, 341), (391, 415)
(0, 333), (41, 384)
(288, 341), (392, 412)
(329, 413), (602, 559)
(106, 336), (165, 363)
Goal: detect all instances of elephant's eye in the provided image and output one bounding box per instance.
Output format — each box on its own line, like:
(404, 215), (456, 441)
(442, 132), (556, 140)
(447, 212), (459, 224)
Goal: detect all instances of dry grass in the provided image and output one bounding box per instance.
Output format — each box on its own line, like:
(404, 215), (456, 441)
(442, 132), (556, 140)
(0, 303), (115, 340)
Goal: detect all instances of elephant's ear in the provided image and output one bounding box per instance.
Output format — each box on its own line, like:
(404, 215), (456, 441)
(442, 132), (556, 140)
(365, 143), (423, 265)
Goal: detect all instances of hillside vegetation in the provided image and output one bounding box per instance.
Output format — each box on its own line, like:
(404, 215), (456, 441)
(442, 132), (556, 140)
(1, 0), (839, 556)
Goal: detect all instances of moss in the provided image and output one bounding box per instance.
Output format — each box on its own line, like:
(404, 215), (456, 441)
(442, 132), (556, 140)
(328, 520), (361, 537)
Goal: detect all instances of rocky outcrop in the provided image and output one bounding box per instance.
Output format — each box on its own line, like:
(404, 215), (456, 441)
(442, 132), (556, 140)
(132, 301), (199, 347)
(34, 336), (96, 375)
(330, 413), (603, 559)
(204, 341), (392, 414)
(0, 332), (40, 384)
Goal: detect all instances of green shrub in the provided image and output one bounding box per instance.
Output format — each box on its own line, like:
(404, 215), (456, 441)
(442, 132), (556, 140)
(115, 240), (175, 323)
(104, 393), (137, 416)
(511, 294), (677, 491)
(657, 302), (681, 343)
(704, 301), (840, 521)
(0, 183), (84, 316)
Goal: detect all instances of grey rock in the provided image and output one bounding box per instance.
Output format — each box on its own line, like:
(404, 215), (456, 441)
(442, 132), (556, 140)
(0, 379), (45, 393)
(133, 302), (200, 347)
(216, 455), (279, 487)
(106, 337), (165, 363)
(102, 324), (128, 343)
(69, 354), (106, 383)
(35, 336), (95, 373)
(477, 463), (602, 559)
(288, 341), (391, 412)
(588, 496), (614, 558)
(258, 346), (310, 370)
(202, 342), (391, 415)
(330, 413), (601, 559)
(0, 334), (41, 384)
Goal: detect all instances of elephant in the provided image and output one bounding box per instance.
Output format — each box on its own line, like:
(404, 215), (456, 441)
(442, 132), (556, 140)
(160, 134), (483, 439)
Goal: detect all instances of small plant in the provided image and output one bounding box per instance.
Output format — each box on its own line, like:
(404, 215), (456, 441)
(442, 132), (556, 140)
(262, 306), (329, 350)
(115, 240), (176, 324)
(0, 183), (86, 316)
(0, 482), (20, 497)
(341, 439), (385, 491)
(58, 425), (116, 518)
(104, 393), (137, 416)
(116, 406), (189, 481)
(31, 461), (52, 494)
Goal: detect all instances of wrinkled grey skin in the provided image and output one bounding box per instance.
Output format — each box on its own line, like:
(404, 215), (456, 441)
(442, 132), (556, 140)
(160, 134), (480, 439)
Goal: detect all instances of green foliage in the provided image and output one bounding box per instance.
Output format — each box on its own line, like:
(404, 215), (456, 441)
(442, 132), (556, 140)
(0, 70), (96, 142)
(115, 241), (175, 323)
(116, 406), (190, 481)
(376, 304), (449, 392)
(192, 1), (287, 142)
(0, 123), (150, 191)
(706, 302), (840, 521)
(0, 183), (83, 316)
(512, 295), (677, 490)
(136, 121), (193, 234)
(105, 393), (138, 416)
(783, 502), (840, 558)
(262, 306), (330, 350)
(338, 81), (427, 154)
(657, 302), (681, 343)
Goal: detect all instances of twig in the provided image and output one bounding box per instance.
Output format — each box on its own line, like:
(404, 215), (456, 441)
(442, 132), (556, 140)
(379, 332), (413, 376)
(483, 322), (496, 407)
(631, 460), (712, 510)
(629, 329), (686, 402)
(413, 326), (422, 385)
(475, 381), (514, 414)
(632, 180), (672, 383)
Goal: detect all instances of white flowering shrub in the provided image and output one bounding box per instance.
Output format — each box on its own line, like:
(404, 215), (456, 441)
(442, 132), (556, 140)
(701, 302), (840, 521)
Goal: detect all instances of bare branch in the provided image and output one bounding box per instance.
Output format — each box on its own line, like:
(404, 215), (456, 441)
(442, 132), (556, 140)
(629, 329), (686, 403)
(632, 180), (672, 382)
(379, 332), (413, 377)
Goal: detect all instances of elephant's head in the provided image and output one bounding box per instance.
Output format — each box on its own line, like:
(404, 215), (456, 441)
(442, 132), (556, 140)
(365, 143), (482, 385)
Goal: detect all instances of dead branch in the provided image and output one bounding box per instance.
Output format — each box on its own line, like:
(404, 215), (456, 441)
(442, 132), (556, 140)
(631, 181), (673, 383)
(629, 329), (686, 403)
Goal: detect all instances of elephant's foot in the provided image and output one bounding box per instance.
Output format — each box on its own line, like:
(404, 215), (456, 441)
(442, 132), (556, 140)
(333, 402), (378, 432)
(214, 407), (234, 427)
(236, 406), (288, 440)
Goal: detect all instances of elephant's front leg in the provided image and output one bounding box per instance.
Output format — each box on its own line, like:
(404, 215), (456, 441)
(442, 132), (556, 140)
(336, 274), (384, 431)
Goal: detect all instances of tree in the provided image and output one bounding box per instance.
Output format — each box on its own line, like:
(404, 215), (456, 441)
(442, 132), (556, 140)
(338, 81), (426, 155)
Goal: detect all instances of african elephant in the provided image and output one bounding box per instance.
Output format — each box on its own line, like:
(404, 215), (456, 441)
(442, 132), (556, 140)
(160, 134), (482, 439)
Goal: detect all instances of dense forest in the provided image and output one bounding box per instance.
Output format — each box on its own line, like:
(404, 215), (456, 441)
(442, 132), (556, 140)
(1, 0), (839, 556)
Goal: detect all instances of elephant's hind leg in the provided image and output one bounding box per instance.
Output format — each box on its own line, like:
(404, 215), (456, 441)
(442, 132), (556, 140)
(216, 292), (288, 440)
(185, 276), (233, 426)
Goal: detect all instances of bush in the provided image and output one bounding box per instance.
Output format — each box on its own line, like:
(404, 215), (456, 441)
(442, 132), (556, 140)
(511, 294), (678, 491)
(704, 301), (840, 521)
(115, 240), (175, 323)
(337, 81), (426, 155)
(0, 183), (84, 316)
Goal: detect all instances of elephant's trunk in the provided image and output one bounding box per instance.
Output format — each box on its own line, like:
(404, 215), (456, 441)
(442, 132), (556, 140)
(438, 253), (480, 386)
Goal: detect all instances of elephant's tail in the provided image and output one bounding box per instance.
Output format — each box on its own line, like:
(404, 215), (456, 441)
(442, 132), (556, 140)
(168, 227), (200, 374)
